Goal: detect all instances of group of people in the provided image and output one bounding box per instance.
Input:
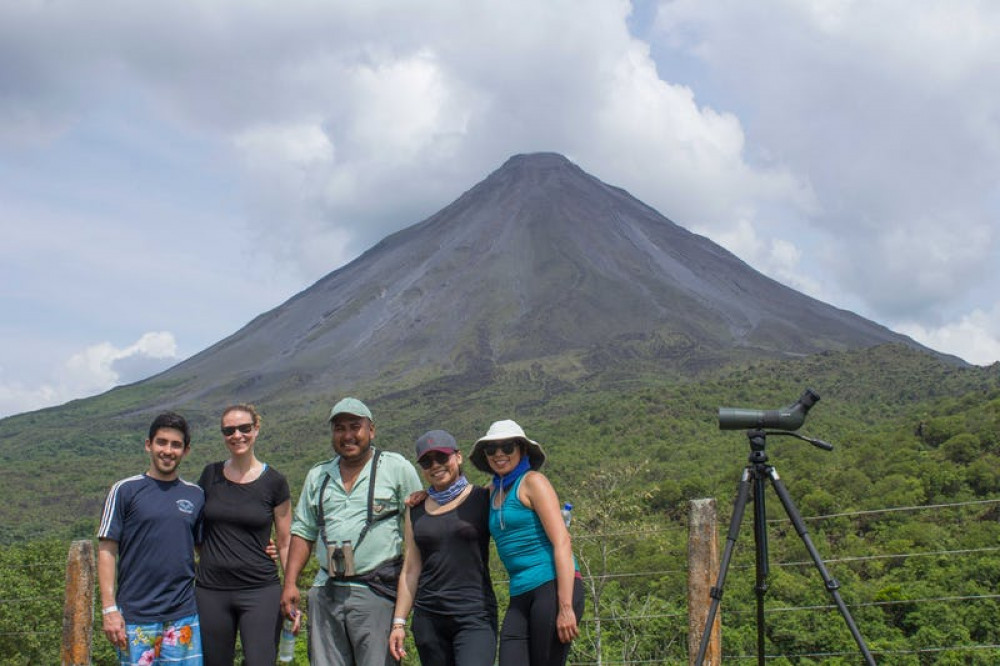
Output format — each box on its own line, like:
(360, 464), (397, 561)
(97, 397), (584, 666)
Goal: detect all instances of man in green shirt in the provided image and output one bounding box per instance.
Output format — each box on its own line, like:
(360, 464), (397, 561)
(281, 397), (421, 666)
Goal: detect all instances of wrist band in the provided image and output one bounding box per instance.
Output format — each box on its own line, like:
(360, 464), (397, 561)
(392, 617), (406, 626)
(102, 605), (120, 615)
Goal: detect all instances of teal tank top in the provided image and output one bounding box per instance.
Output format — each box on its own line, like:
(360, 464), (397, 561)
(489, 474), (558, 596)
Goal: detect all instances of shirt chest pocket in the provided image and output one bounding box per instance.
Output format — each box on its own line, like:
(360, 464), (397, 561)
(371, 494), (397, 517)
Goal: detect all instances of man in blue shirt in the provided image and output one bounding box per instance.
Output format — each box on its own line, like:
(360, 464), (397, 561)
(97, 412), (205, 665)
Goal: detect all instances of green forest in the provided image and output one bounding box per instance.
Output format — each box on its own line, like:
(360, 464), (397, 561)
(1, 344), (999, 664)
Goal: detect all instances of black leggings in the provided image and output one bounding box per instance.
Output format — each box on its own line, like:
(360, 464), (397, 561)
(499, 577), (585, 666)
(412, 608), (497, 666)
(196, 583), (282, 666)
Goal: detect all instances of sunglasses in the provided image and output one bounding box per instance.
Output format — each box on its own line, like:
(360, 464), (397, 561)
(418, 451), (454, 469)
(482, 441), (518, 456)
(221, 423), (254, 437)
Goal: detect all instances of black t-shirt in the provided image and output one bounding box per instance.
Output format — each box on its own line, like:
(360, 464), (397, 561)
(411, 485), (497, 616)
(196, 461), (291, 590)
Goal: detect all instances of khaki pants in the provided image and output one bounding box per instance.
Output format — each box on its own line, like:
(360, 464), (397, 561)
(307, 582), (396, 666)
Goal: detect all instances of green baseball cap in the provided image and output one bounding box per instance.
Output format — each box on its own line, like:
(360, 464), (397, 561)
(328, 397), (373, 423)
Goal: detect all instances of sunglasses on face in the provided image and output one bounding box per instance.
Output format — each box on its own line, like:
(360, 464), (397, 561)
(418, 451), (454, 469)
(483, 441), (518, 456)
(221, 423), (254, 437)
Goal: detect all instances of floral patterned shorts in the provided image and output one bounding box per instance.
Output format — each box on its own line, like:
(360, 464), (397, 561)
(119, 613), (202, 665)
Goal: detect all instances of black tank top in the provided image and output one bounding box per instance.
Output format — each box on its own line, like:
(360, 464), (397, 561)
(411, 485), (497, 616)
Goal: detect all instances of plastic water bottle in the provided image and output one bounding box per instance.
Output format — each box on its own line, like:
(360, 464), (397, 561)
(278, 612), (297, 662)
(561, 502), (573, 527)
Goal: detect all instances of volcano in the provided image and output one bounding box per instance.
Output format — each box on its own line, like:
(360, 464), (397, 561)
(139, 152), (945, 407)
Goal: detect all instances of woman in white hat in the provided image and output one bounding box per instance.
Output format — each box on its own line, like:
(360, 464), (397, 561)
(470, 419), (584, 666)
(390, 430), (497, 665)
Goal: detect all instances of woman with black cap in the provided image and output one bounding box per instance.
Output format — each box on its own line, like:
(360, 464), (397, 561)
(389, 429), (497, 665)
(470, 419), (584, 666)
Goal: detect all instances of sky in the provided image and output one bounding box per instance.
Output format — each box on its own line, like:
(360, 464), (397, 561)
(2, 0), (999, 418)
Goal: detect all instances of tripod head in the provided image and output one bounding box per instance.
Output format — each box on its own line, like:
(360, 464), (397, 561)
(753, 429), (834, 452)
(718, 388), (820, 432)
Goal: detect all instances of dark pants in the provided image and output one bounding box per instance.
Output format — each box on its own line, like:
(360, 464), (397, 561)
(412, 608), (497, 666)
(196, 583), (281, 666)
(499, 578), (585, 666)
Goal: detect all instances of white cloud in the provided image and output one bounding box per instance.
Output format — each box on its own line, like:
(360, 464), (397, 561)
(0, 332), (180, 418)
(580, 40), (816, 232)
(896, 305), (1000, 366)
(652, 0), (1000, 321)
(1, 2), (809, 279)
(235, 123), (334, 172)
(700, 217), (826, 302)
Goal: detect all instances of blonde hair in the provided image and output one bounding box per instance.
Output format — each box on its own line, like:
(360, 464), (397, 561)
(221, 403), (261, 428)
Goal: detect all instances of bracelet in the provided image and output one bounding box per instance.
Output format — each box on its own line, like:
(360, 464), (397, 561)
(102, 605), (120, 615)
(390, 624), (406, 632)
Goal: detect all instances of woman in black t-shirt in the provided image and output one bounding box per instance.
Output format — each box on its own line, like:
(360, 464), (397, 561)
(389, 430), (498, 665)
(196, 404), (292, 666)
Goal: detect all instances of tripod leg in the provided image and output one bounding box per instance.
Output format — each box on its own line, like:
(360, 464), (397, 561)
(695, 468), (752, 666)
(752, 469), (769, 666)
(766, 468), (877, 665)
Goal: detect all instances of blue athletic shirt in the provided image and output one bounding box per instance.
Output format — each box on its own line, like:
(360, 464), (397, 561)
(490, 474), (564, 597)
(97, 474), (204, 623)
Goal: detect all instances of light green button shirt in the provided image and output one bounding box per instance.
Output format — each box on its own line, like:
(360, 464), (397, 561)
(290, 449), (422, 586)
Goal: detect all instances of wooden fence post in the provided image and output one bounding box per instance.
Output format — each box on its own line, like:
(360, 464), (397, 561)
(62, 539), (95, 666)
(688, 498), (721, 665)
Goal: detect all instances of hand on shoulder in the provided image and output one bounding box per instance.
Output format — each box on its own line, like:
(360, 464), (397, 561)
(405, 489), (428, 507)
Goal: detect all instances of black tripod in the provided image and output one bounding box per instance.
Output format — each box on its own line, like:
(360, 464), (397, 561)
(694, 428), (877, 665)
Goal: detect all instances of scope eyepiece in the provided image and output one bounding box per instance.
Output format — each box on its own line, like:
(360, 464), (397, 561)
(718, 388), (820, 431)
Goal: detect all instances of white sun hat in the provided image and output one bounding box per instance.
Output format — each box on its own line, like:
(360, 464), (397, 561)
(470, 419), (546, 473)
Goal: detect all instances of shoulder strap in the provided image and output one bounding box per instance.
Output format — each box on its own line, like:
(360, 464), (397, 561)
(316, 473), (333, 545)
(316, 449), (399, 550)
(356, 450), (397, 550)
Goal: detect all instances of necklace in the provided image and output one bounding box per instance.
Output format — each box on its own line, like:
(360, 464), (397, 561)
(495, 486), (507, 530)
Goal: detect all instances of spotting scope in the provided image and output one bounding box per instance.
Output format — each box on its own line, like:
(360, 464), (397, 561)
(718, 388), (820, 431)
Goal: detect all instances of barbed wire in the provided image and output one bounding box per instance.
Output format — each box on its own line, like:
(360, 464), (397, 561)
(568, 660), (673, 665)
(772, 497), (1000, 523)
(559, 498), (1000, 541)
(498, 544), (1000, 585)
(565, 644), (1000, 665)
(570, 646), (1000, 666)
(727, 592), (1000, 615)
(0, 596), (57, 603)
(775, 545), (1000, 568)
(723, 644), (1000, 660)
(872, 644), (1000, 656)
(0, 561), (64, 570)
(573, 525), (687, 539)
(571, 593), (1000, 624)
(566, 658), (663, 666)
(579, 610), (687, 623)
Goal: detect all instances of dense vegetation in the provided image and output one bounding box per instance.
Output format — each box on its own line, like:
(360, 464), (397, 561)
(1, 344), (999, 663)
